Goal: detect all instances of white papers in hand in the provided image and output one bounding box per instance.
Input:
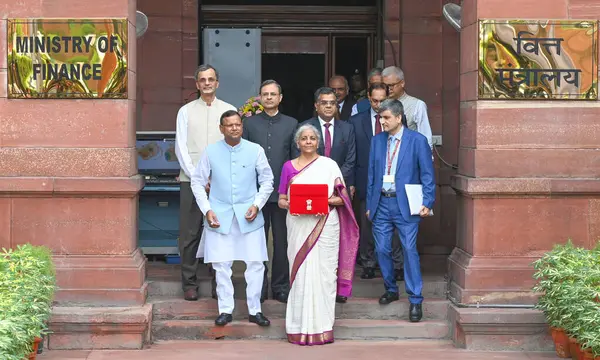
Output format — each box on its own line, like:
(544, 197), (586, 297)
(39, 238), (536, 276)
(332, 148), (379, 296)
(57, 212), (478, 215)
(404, 184), (433, 216)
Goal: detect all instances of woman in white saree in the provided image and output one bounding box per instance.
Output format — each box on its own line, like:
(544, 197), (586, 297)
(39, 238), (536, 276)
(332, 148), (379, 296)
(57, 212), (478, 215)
(278, 124), (359, 345)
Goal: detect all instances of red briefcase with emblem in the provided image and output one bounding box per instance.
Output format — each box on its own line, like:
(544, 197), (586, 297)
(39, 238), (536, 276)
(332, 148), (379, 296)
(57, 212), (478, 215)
(289, 184), (329, 215)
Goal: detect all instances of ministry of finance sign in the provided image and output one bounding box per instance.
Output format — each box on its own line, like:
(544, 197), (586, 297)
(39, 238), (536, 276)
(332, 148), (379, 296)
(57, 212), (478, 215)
(7, 19), (128, 99)
(479, 20), (598, 100)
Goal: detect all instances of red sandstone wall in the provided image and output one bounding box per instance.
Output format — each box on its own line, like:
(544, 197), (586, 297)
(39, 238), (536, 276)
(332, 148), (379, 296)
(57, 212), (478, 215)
(136, 0), (198, 131)
(449, 0), (600, 306)
(385, 0), (461, 259)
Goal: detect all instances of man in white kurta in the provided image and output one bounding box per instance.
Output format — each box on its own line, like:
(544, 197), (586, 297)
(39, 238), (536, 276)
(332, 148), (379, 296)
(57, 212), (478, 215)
(175, 64), (236, 302)
(191, 110), (274, 327)
(382, 66), (433, 150)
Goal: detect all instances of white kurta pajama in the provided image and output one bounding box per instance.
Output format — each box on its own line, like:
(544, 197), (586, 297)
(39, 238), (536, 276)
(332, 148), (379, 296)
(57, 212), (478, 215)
(191, 140), (273, 316)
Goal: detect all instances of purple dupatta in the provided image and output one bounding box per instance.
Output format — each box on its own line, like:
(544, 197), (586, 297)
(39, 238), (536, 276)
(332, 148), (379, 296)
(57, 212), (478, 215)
(287, 158), (360, 298)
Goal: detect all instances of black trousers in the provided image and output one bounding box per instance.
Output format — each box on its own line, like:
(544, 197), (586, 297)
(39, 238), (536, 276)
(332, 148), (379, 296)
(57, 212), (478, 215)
(178, 182), (204, 291)
(261, 202), (290, 297)
(358, 199), (404, 270)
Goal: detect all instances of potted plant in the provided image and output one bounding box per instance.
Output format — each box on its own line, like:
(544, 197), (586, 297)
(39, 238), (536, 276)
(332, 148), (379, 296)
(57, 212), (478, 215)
(533, 240), (600, 359)
(573, 281), (600, 360)
(533, 241), (580, 357)
(0, 244), (56, 360)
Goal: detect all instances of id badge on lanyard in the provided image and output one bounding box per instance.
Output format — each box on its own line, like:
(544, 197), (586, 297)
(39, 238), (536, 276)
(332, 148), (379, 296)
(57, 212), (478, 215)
(384, 138), (400, 184)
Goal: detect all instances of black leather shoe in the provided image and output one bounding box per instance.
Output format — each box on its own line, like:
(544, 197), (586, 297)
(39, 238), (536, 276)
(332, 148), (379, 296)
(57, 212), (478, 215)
(184, 289), (199, 301)
(249, 312), (270, 326)
(273, 292), (288, 303)
(215, 313), (232, 326)
(379, 291), (399, 305)
(336, 295), (347, 303)
(361, 268), (376, 279)
(409, 303), (423, 322)
(394, 269), (405, 282)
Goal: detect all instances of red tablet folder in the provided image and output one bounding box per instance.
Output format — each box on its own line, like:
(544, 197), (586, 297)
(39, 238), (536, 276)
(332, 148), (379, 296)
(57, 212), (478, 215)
(289, 184), (329, 215)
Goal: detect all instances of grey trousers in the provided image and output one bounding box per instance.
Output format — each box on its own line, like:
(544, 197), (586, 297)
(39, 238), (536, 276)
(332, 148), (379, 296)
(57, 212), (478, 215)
(358, 200), (404, 270)
(178, 181), (204, 292)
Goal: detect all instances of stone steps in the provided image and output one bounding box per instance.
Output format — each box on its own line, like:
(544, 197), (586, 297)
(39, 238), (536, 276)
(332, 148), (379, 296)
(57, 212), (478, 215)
(151, 318), (451, 341)
(149, 296), (449, 321)
(147, 275), (448, 299)
(146, 262), (449, 300)
(147, 263), (451, 344)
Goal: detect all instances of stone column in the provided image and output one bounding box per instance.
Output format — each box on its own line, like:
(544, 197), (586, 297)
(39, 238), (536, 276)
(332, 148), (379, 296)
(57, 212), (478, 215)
(0, 0), (150, 350)
(384, 0), (461, 270)
(449, 0), (600, 350)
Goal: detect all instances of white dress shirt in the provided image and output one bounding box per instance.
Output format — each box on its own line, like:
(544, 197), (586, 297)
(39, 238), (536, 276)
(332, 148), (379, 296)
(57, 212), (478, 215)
(350, 102), (359, 117)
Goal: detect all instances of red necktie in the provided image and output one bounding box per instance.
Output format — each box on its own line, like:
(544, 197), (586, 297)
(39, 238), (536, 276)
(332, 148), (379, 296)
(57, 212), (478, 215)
(375, 114), (382, 135)
(324, 123), (332, 157)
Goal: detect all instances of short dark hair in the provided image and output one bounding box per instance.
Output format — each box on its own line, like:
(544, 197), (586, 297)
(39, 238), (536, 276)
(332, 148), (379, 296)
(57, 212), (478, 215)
(259, 79), (282, 95)
(379, 99), (408, 127)
(314, 87), (336, 103)
(220, 110), (241, 125)
(195, 64), (219, 81)
(368, 82), (389, 97)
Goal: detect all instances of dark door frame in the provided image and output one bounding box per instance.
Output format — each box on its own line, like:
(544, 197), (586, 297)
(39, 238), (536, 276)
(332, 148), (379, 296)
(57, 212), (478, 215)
(199, 4), (379, 71)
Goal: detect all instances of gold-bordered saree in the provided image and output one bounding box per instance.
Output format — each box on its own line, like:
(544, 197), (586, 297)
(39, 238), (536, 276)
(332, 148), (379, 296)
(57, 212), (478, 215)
(284, 156), (359, 346)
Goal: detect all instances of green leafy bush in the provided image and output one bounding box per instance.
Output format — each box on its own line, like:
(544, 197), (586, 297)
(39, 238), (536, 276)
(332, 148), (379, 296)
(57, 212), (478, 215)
(533, 240), (600, 357)
(0, 244), (56, 360)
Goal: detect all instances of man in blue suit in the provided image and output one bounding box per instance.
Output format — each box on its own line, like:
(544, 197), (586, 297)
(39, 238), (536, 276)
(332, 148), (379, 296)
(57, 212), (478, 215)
(366, 99), (435, 322)
(350, 83), (405, 281)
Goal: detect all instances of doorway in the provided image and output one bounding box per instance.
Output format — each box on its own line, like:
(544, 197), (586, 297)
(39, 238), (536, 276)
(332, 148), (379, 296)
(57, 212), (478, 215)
(262, 54), (325, 121)
(334, 36), (370, 100)
(260, 34), (371, 121)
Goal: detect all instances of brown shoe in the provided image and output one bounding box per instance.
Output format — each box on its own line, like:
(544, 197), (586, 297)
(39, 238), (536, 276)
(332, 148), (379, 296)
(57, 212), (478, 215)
(184, 289), (198, 301)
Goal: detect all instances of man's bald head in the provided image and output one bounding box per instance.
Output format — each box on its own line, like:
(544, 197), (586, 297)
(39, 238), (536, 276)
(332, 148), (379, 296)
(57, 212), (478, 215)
(328, 75), (349, 103)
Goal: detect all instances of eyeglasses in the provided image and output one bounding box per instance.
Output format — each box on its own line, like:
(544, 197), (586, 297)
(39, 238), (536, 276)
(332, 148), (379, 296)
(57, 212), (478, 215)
(318, 100), (337, 106)
(384, 81), (402, 89)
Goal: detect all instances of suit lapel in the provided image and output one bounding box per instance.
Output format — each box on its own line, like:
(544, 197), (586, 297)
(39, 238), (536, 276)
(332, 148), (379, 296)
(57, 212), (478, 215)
(332, 120), (342, 155)
(396, 128), (410, 171)
(340, 101), (348, 120)
(362, 111), (373, 142)
(312, 118), (325, 155)
(379, 134), (387, 177)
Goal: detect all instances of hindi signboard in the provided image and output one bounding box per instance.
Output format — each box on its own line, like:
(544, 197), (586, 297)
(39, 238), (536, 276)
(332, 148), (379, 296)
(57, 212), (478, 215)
(478, 20), (598, 100)
(7, 19), (128, 99)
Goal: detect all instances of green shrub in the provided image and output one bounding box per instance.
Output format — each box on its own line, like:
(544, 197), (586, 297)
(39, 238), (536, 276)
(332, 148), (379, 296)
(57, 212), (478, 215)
(533, 239), (600, 356)
(0, 244), (56, 360)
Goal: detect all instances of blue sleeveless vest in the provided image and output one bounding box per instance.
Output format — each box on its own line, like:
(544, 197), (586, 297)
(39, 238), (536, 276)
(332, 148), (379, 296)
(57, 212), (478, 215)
(204, 139), (265, 235)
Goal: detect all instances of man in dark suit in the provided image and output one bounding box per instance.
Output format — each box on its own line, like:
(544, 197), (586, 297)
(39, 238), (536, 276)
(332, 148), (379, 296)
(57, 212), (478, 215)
(243, 80), (298, 304)
(366, 99), (435, 323)
(294, 87), (356, 193)
(329, 75), (356, 120)
(350, 83), (405, 281)
(295, 87), (356, 304)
